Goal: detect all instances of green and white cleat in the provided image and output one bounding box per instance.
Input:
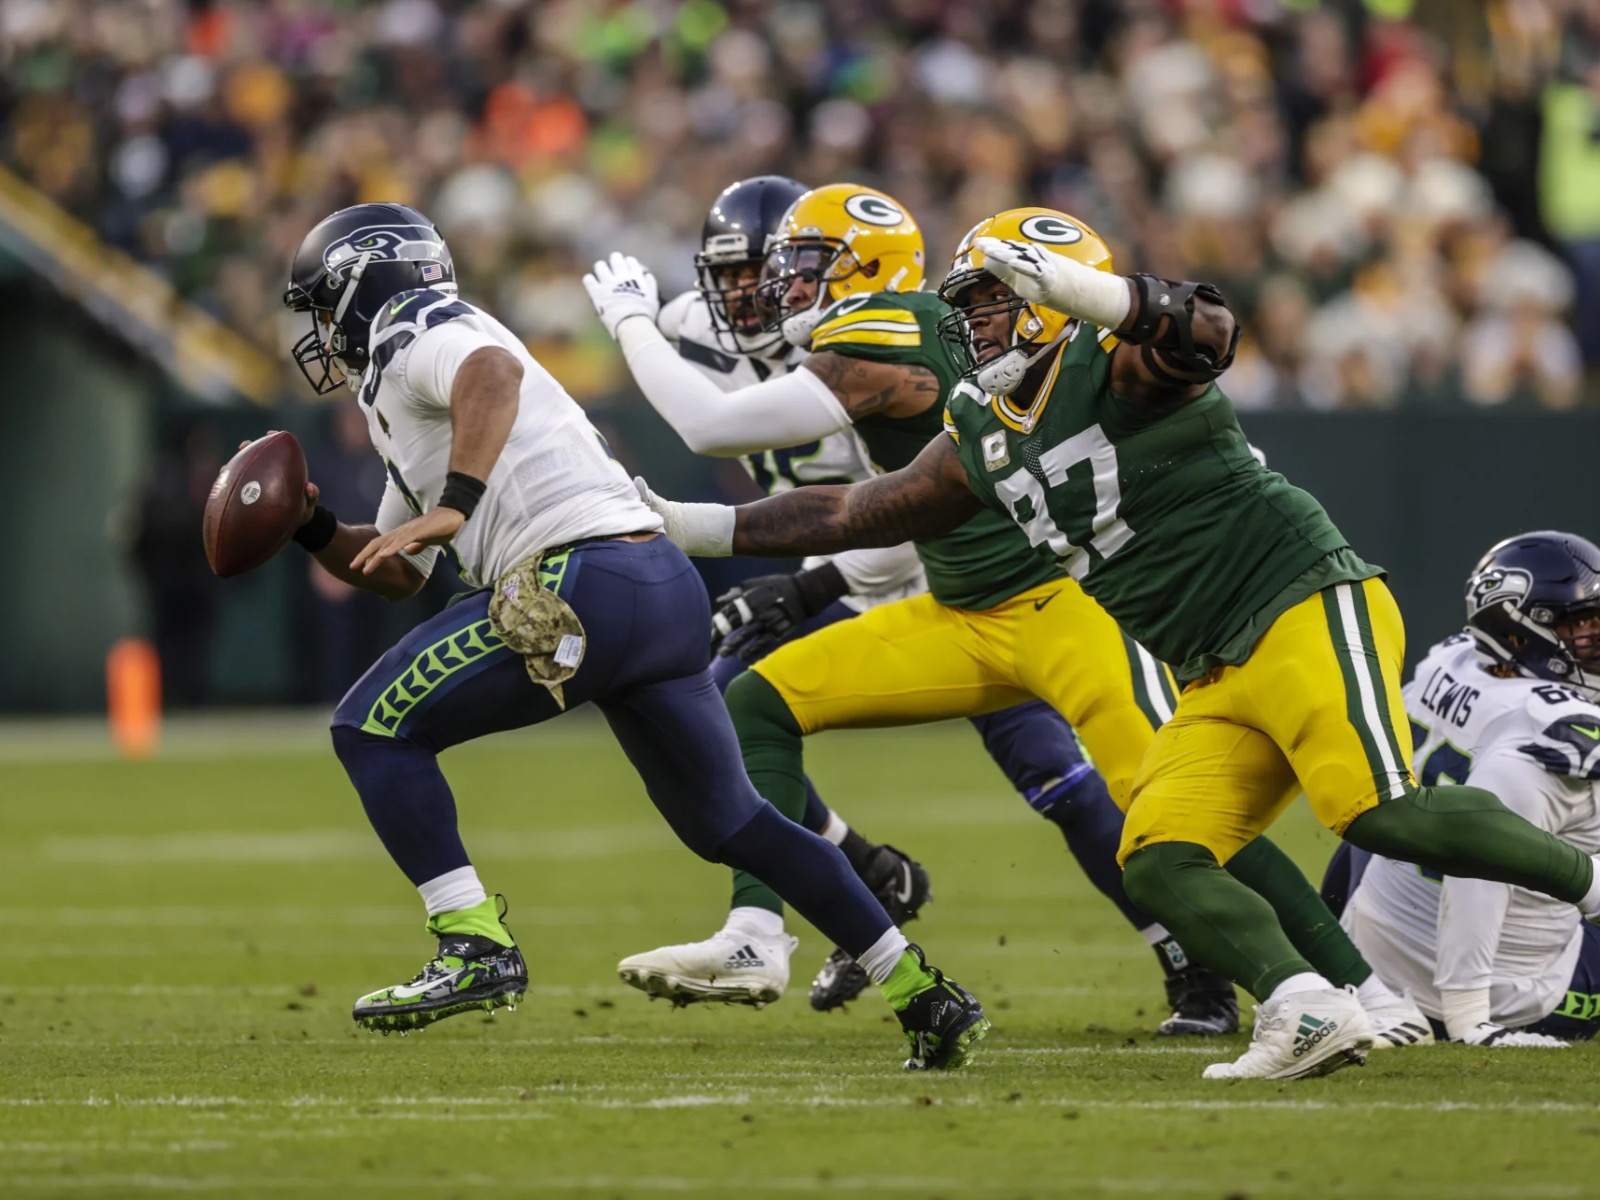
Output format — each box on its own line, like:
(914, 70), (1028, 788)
(354, 934), (527, 1033)
(893, 945), (991, 1071)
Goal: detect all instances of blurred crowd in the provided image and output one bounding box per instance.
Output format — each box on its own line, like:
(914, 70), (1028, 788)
(6, 0), (1600, 411)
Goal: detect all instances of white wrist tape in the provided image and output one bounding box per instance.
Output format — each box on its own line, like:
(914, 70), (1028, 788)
(1044, 255), (1133, 330)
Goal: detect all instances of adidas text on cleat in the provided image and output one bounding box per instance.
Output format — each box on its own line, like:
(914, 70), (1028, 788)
(353, 934), (527, 1034)
(1202, 986), (1374, 1081)
(1362, 988), (1435, 1050)
(1156, 966), (1240, 1037)
(809, 946), (871, 1011)
(617, 929), (797, 1007)
(894, 945), (991, 1071)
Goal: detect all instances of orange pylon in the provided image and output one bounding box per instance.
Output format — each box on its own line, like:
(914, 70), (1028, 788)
(107, 638), (161, 758)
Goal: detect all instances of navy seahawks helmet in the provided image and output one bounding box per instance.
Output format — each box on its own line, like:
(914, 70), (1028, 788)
(694, 175), (808, 355)
(283, 203), (455, 393)
(1465, 530), (1600, 697)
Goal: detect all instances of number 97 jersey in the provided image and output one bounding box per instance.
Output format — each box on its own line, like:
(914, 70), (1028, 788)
(944, 322), (1367, 683)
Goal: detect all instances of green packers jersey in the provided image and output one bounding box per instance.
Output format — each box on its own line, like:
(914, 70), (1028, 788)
(944, 323), (1381, 681)
(809, 290), (1062, 610)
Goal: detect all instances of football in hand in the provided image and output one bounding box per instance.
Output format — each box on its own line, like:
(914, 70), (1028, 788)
(203, 430), (309, 578)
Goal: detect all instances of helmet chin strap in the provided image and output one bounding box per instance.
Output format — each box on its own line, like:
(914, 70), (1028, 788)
(976, 327), (1070, 397)
(782, 305), (824, 348)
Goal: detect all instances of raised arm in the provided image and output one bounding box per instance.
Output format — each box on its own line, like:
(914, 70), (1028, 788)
(639, 433), (984, 560)
(585, 253), (940, 457)
(974, 238), (1241, 408)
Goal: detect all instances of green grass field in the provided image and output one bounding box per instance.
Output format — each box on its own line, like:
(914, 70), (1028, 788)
(1, 714), (1597, 1199)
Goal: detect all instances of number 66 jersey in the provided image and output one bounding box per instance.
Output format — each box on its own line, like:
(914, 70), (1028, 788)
(1345, 633), (1600, 1027)
(943, 323), (1381, 686)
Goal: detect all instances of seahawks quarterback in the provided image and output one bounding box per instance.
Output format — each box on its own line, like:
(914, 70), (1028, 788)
(1326, 532), (1600, 1046)
(613, 175), (938, 1010)
(631, 205), (1600, 1080)
(274, 202), (989, 1070)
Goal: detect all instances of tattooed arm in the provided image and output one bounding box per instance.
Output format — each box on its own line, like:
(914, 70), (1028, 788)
(801, 352), (944, 420)
(732, 433), (984, 556)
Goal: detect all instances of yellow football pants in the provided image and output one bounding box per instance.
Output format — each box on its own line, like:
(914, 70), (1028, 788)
(1119, 577), (1416, 867)
(750, 578), (1173, 811)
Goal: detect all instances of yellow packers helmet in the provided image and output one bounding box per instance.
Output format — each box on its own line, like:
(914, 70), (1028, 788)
(936, 208), (1113, 395)
(756, 183), (926, 347)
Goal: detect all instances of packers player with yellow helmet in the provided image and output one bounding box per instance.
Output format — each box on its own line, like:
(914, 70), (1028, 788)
(637, 205), (1600, 1080)
(589, 186), (1244, 1035)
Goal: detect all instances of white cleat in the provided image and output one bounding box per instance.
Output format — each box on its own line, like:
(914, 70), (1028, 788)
(1202, 986), (1374, 1081)
(618, 929), (798, 1007)
(1362, 988), (1435, 1050)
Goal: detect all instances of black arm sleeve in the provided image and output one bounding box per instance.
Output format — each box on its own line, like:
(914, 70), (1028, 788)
(1121, 275), (1241, 386)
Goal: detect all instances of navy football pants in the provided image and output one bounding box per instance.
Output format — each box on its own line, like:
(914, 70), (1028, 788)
(331, 537), (894, 956)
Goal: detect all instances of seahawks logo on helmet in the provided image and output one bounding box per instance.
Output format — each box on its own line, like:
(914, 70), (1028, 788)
(1467, 567), (1533, 614)
(323, 225), (447, 274)
(843, 194), (905, 227)
(1018, 215), (1084, 245)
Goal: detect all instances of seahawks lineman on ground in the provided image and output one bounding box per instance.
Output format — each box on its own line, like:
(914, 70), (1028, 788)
(623, 175), (936, 1006)
(1324, 531), (1600, 1046)
(271, 202), (990, 1069)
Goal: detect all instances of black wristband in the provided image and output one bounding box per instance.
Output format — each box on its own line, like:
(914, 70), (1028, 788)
(437, 471), (487, 520)
(794, 562), (849, 615)
(293, 504), (337, 553)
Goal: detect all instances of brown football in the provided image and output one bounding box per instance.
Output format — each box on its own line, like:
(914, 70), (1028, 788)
(202, 430), (309, 578)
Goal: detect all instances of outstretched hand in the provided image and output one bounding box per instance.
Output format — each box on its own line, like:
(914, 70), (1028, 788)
(351, 507), (464, 574)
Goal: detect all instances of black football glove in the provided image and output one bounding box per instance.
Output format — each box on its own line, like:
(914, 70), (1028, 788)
(711, 563), (849, 664)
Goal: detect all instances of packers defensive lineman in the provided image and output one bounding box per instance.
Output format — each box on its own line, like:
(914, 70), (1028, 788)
(605, 191), (1434, 1045)
(635, 206), (1600, 1080)
(600, 175), (939, 1009)
(590, 183), (1235, 1029)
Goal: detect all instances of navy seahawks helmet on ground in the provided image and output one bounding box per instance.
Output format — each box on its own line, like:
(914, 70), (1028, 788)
(1465, 530), (1600, 697)
(283, 203), (456, 393)
(694, 175), (808, 355)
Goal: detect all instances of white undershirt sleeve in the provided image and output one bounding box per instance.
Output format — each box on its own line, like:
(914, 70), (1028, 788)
(614, 316), (853, 457)
(402, 320), (505, 410)
(1435, 749), (1568, 1024)
(828, 542), (925, 598)
(374, 478), (439, 578)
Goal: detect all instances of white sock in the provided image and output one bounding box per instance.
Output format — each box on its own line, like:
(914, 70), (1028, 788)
(1138, 923), (1172, 946)
(820, 813), (850, 846)
(1266, 972), (1333, 1006)
(1580, 855), (1600, 917)
(1356, 972), (1401, 1009)
(723, 906), (785, 940)
(417, 865), (487, 916)
(857, 927), (910, 984)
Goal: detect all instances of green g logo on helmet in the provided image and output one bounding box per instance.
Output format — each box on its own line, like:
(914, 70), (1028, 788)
(843, 193), (906, 227)
(1018, 215), (1083, 245)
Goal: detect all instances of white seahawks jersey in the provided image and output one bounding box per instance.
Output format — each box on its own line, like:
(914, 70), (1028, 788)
(1345, 633), (1600, 1027)
(658, 291), (925, 609)
(658, 292), (879, 493)
(359, 289), (661, 588)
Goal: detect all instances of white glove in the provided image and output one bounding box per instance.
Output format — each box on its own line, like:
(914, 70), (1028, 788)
(583, 252), (660, 339)
(973, 237), (1063, 306)
(633, 477), (735, 557)
(972, 236), (1132, 330)
(1456, 1022), (1569, 1049)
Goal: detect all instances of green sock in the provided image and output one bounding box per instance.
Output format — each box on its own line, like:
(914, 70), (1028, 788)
(1123, 841), (1314, 1001)
(724, 671), (810, 917)
(1226, 837), (1370, 987)
(426, 895), (514, 948)
(1345, 785), (1595, 901)
(878, 949), (936, 1011)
